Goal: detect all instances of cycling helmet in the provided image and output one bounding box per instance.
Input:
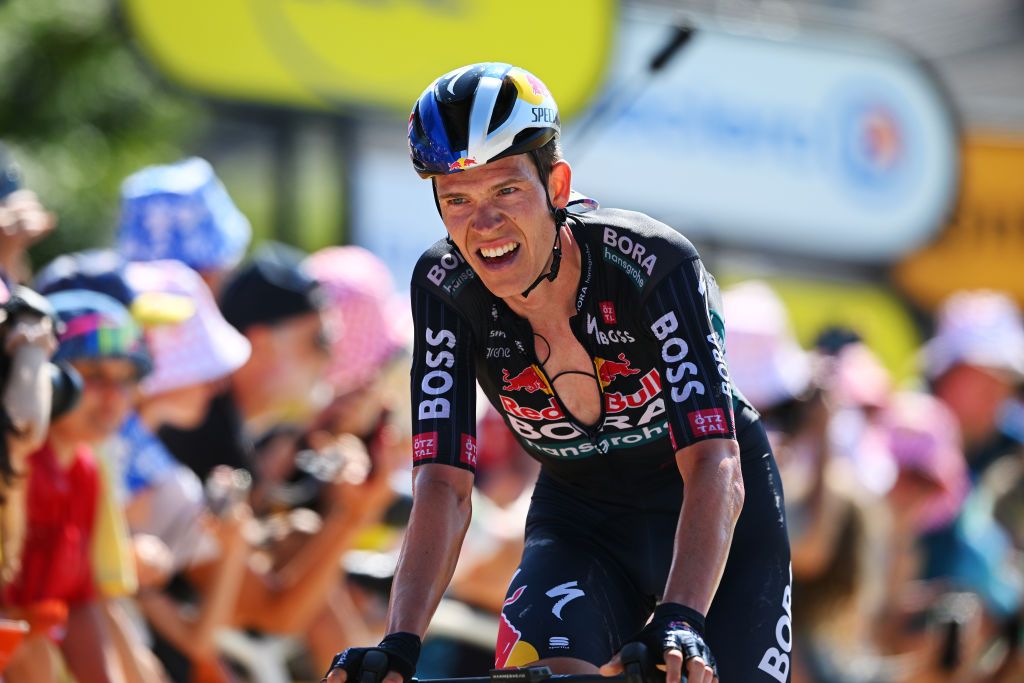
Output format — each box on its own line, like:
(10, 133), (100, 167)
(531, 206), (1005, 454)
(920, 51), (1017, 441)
(408, 62), (560, 178)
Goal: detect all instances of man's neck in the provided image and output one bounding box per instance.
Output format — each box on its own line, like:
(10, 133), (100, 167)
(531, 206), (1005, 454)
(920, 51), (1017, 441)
(504, 226), (580, 323)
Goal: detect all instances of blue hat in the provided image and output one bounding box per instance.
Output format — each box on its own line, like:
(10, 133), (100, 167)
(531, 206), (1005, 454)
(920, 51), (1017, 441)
(34, 249), (194, 327)
(48, 289), (153, 377)
(116, 158), (251, 272)
(34, 249), (136, 307)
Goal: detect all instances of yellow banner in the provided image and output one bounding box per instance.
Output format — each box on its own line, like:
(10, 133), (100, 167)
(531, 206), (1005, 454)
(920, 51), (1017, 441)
(894, 134), (1024, 310)
(123, 0), (616, 117)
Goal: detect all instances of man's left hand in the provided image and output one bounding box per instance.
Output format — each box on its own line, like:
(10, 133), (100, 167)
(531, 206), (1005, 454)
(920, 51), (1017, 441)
(600, 603), (718, 683)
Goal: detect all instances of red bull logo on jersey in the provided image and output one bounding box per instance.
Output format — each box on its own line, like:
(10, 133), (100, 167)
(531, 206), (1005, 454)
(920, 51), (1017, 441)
(448, 156), (477, 172)
(595, 353), (640, 389)
(500, 369), (662, 420)
(502, 365), (553, 395)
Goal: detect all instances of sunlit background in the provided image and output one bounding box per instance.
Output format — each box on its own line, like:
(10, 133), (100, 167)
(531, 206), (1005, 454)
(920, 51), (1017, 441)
(4, 0), (1022, 377)
(4, 1), (1024, 681)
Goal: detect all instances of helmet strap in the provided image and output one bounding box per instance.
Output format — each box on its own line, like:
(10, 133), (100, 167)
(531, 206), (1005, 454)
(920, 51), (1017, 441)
(521, 206), (567, 298)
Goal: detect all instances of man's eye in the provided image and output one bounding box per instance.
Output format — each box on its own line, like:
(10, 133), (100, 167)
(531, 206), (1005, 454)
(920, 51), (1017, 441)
(498, 187), (518, 196)
(446, 197), (467, 206)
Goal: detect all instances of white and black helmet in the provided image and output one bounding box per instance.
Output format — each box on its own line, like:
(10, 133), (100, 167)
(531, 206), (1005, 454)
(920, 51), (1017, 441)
(408, 63), (560, 178)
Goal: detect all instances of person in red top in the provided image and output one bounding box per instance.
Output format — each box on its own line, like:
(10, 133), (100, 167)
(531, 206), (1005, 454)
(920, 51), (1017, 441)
(3, 289), (152, 683)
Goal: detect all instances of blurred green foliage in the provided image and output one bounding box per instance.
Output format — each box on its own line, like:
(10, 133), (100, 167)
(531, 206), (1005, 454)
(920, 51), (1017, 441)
(0, 0), (204, 269)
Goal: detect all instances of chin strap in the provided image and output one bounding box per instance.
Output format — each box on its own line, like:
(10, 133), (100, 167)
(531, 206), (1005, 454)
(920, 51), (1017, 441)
(520, 214), (565, 298)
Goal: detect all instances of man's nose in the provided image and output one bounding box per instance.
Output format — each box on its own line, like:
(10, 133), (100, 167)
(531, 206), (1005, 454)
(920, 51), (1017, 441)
(471, 202), (504, 232)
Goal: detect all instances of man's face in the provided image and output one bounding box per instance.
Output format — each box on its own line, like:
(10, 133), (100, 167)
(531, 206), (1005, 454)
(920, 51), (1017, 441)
(434, 154), (568, 299)
(933, 363), (1016, 448)
(53, 358), (140, 443)
(258, 311), (333, 415)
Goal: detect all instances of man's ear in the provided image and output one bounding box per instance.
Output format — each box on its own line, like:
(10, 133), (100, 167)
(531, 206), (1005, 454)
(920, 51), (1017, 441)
(245, 324), (271, 357)
(547, 159), (573, 209)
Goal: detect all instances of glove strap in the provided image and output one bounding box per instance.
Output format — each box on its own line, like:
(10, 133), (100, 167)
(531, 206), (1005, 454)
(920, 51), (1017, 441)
(653, 602), (707, 637)
(377, 632), (422, 681)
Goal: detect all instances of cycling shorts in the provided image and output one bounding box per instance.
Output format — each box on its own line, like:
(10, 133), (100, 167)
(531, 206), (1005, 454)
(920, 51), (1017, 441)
(496, 406), (793, 682)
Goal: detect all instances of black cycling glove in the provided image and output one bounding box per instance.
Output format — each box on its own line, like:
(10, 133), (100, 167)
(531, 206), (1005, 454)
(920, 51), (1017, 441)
(325, 632), (421, 683)
(628, 603), (718, 677)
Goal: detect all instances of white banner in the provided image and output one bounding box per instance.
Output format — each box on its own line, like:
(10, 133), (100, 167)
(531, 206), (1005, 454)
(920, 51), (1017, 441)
(567, 19), (959, 262)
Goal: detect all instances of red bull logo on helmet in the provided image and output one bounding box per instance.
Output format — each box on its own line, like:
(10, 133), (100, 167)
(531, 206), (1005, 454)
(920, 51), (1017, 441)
(448, 156), (478, 172)
(501, 365), (552, 395)
(508, 69), (548, 106)
(595, 353), (640, 389)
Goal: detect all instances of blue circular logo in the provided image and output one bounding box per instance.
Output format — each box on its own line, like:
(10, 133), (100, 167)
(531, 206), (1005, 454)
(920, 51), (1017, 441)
(830, 84), (920, 206)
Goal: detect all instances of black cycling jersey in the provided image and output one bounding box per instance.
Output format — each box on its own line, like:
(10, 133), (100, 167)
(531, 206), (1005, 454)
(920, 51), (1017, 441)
(409, 206), (792, 681)
(410, 207), (752, 506)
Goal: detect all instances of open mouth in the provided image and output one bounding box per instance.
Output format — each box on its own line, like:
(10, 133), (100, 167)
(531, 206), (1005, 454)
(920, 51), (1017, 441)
(478, 241), (520, 266)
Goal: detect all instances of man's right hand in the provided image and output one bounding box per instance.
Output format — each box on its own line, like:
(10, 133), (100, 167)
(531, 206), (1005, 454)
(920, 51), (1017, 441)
(323, 649), (402, 683)
(323, 633), (421, 683)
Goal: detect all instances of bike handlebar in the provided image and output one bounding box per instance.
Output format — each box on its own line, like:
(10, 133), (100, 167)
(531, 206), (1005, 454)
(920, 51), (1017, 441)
(358, 643), (680, 683)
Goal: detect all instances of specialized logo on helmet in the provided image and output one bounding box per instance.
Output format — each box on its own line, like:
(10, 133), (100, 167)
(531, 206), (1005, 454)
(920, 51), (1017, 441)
(501, 365), (552, 395)
(449, 156), (478, 172)
(595, 353), (640, 389)
(508, 69), (549, 106)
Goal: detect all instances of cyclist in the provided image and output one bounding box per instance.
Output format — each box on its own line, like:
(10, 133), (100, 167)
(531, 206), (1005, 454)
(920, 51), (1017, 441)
(326, 63), (792, 683)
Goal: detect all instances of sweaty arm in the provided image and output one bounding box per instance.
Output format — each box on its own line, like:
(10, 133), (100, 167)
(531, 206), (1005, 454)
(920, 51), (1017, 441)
(386, 464), (474, 636)
(665, 439), (743, 614)
(643, 255), (744, 615)
(326, 285), (481, 683)
(393, 285), (482, 634)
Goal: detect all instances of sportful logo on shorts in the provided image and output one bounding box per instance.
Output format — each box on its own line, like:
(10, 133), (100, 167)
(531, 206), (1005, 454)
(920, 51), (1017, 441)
(688, 409), (728, 437)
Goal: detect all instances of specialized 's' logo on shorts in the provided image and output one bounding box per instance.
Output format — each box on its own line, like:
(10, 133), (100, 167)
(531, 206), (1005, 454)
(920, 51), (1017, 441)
(688, 408), (728, 437)
(546, 580), (585, 620)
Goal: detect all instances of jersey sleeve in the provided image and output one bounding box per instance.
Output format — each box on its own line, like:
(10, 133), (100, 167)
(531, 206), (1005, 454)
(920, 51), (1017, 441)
(409, 283), (479, 472)
(641, 256), (736, 449)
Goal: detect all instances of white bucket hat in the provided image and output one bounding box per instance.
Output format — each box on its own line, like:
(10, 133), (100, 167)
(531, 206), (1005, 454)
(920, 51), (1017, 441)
(722, 280), (811, 411)
(922, 290), (1024, 382)
(126, 260), (251, 396)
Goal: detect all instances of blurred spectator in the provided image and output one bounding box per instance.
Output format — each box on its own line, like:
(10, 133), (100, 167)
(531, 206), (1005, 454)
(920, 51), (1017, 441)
(923, 291), (1024, 476)
(0, 285), (69, 588)
(0, 144), (56, 284)
(159, 242), (331, 485)
(304, 246), (411, 400)
(116, 158), (251, 296)
(119, 259), (250, 536)
(723, 282), (888, 682)
(881, 392), (969, 538)
(720, 280), (811, 414)
(2, 290), (150, 683)
(113, 258), (253, 682)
